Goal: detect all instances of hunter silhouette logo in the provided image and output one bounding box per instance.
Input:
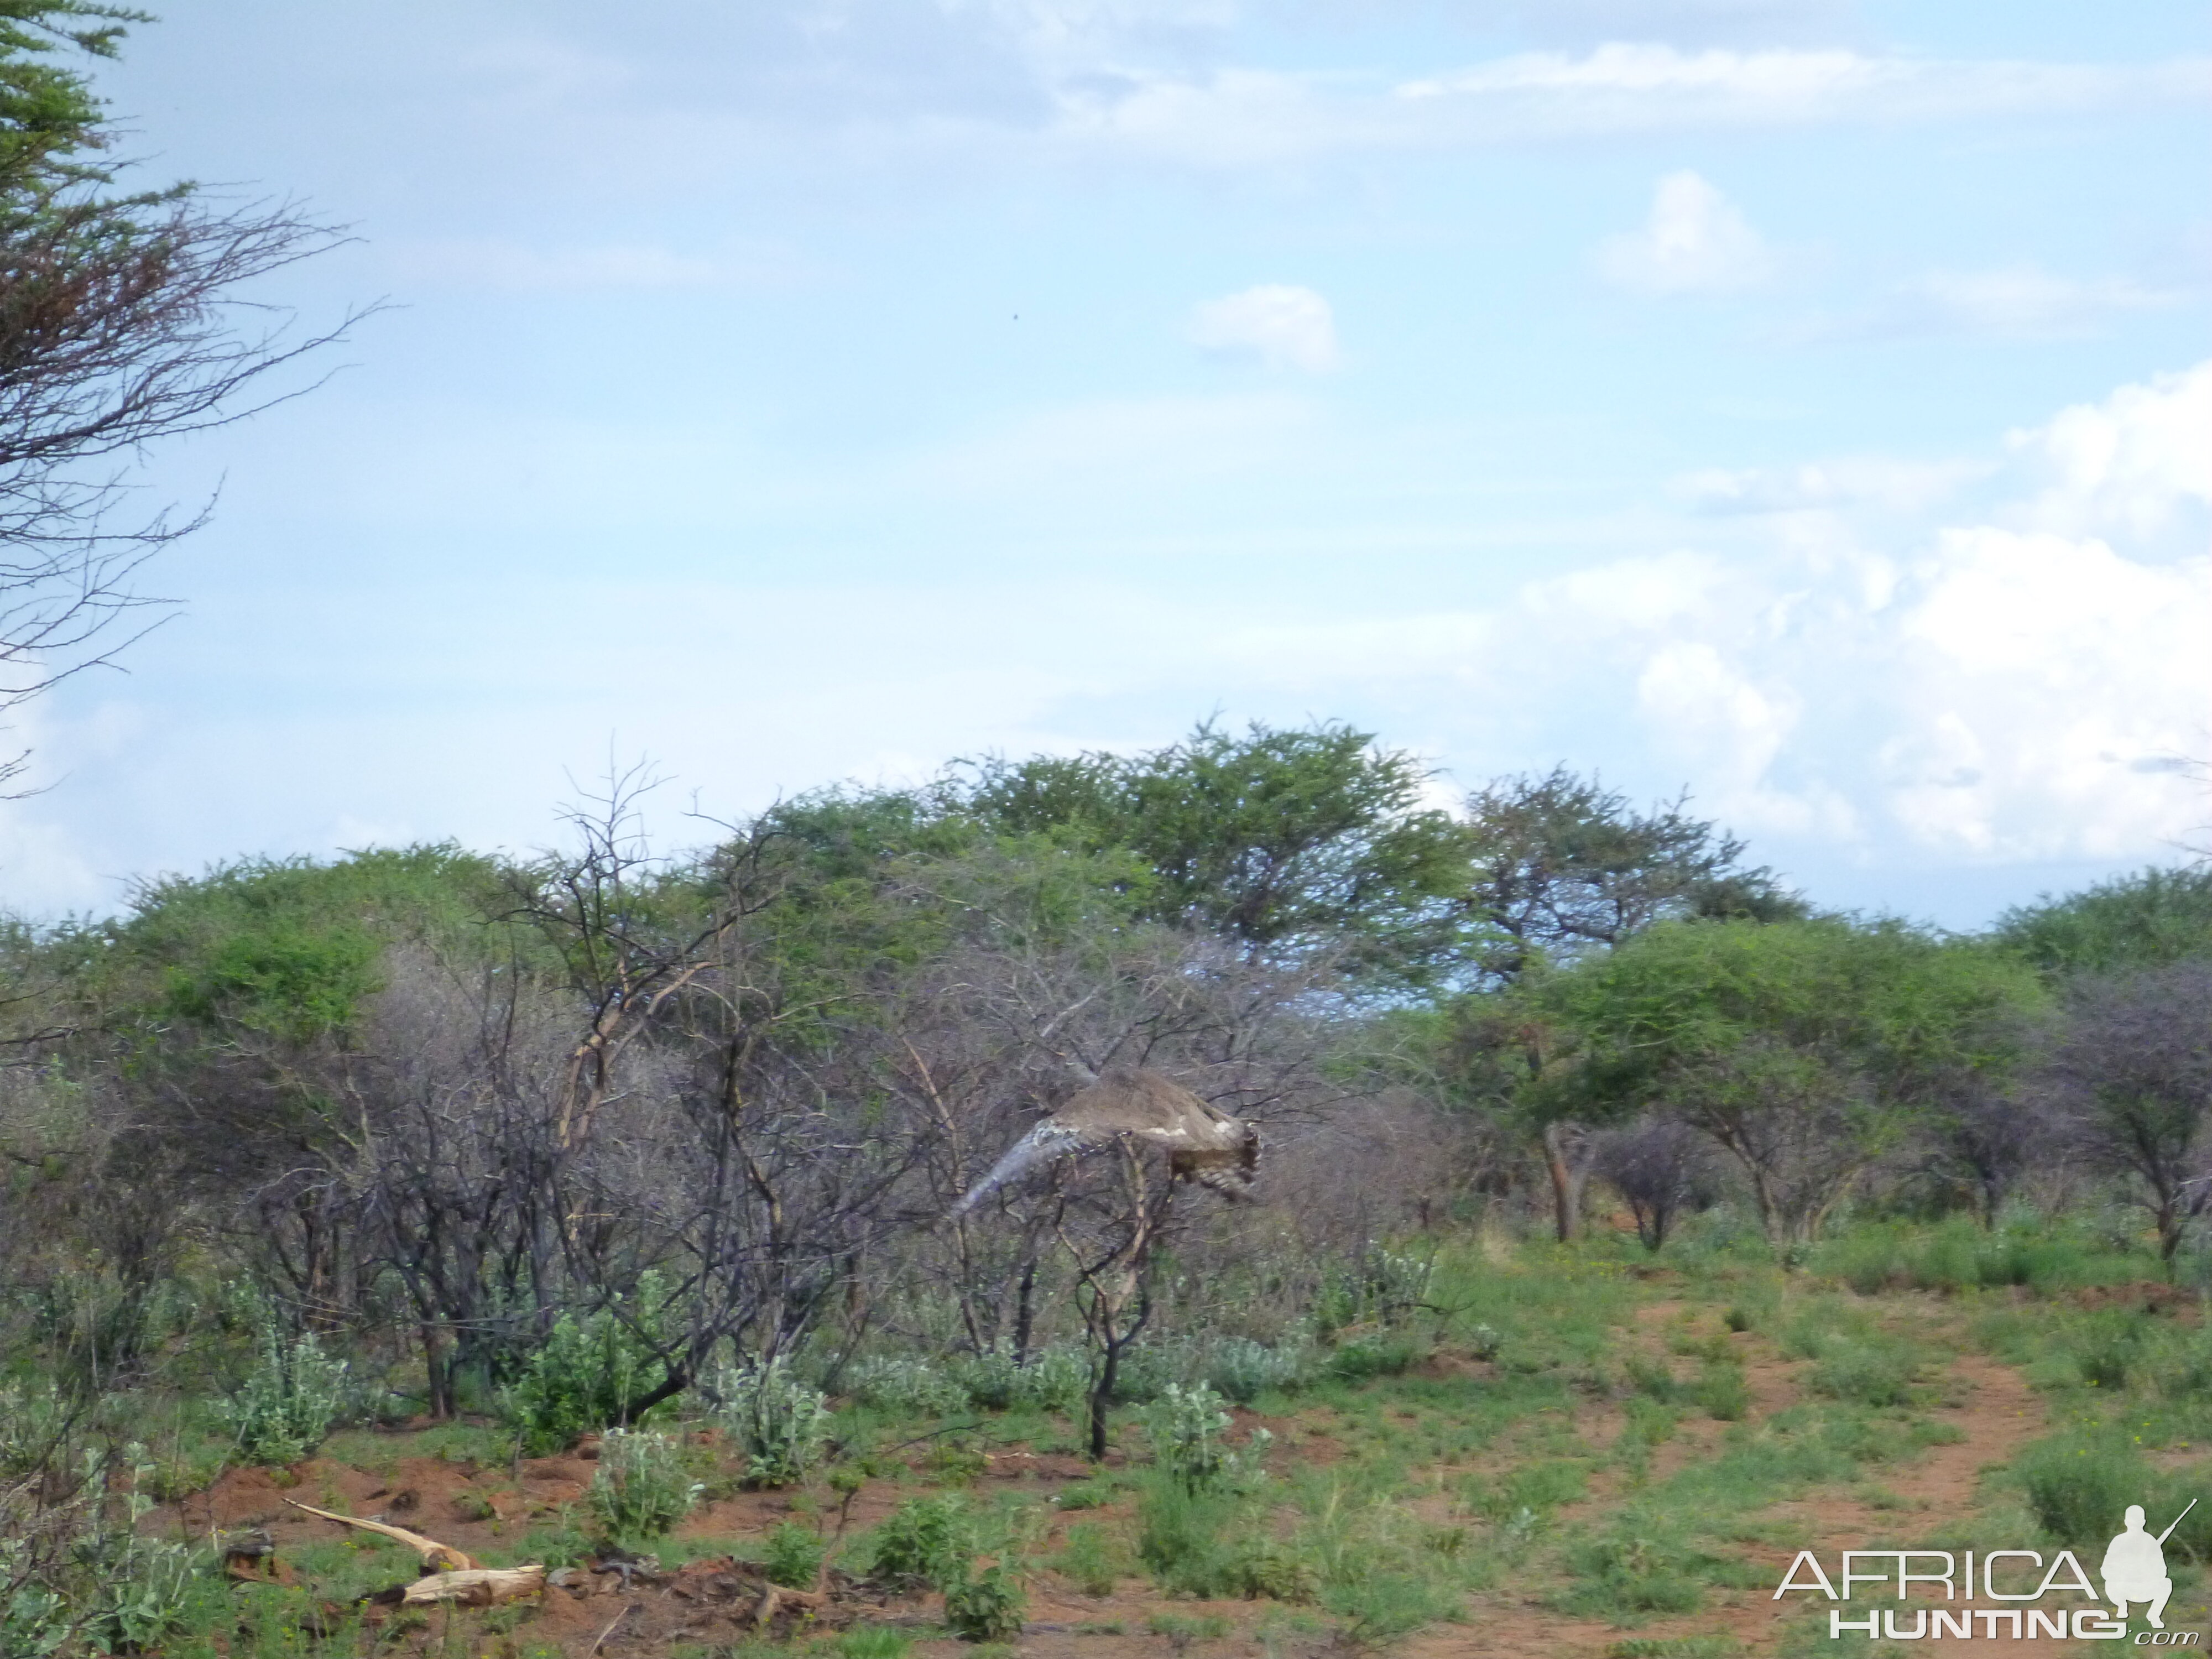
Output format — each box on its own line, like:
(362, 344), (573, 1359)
(1775, 1499), (2203, 1642)
(2106, 1501), (2193, 1630)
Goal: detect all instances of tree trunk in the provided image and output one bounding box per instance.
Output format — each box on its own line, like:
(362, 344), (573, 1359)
(1087, 1335), (1121, 1462)
(1012, 1255), (1038, 1368)
(1542, 1121), (1588, 1243)
(421, 1322), (453, 1419)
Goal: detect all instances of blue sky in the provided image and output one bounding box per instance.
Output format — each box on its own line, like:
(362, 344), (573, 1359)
(3, 0), (2206, 927)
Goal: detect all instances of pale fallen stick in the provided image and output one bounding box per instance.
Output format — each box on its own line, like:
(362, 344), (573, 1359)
(399, 1565), (546, 1607)
(283, 1499), (477, 1572)
(589, 1603), (634, 1655)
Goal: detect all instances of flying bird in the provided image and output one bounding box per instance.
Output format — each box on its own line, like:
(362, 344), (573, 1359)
(951, 1067), (1261, 1217)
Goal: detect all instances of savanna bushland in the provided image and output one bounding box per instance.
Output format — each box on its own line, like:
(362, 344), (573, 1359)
(4, 12), (2212, 1658)
(2, 719), (2211, 1659)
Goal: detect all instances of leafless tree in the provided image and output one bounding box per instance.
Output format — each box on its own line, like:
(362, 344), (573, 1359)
(0, 191), (364, 782)
(2047, 961), (2212, 1268)
(900, 911), (1348, 1455)
(1594, 1116), (1718, 1251)
(1921, 1076), (2054, 1227)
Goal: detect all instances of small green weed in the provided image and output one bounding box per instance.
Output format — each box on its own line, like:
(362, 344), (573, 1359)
(1467, 1458), (1587, 1521)
(520, 1504), (593, 1567)
(836, 1629), (914, 1659)
(1052, 1520), (1128, 1597)
(2016, 1438), (2150, 1547)
(587, 1428), (702, 1540)
(1145, 1382), (1271, 1492)
(1693, 1362), (1751, 1422)
(764, 1520), (826, 1588)
(1323, 1573), (1461, 1645)
(1557, 1517), (1739, 1619)
(1607, 1638), (1744, 1659)
(225, 1310), (347, 1465)
(717, 1356), (832, 1487)
(1624, 1356), (1680, 1402)
(499, 1277), (675, 1455)
(872, 1495), (973, 1590)
(945, 1564), (1027, 1642)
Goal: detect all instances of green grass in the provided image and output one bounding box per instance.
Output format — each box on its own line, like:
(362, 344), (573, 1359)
(20, 1212), (2190, 1656)
(1464, 1457), (1589, 1520)
(1147, 1612), (1233, 1641)
(1811, 1214), (2157, 1296)
(1052, 1519), (1130, 1597)
(1607, 1638), (1745, 1659)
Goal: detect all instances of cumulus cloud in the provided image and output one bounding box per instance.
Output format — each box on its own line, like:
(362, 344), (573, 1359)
(1187, 284), (1343, 370)
(1207, 361), (2212, 863)
(1610, 369), (2212, 858)
(1598, 170), (1775, 294)
(1871, 525), (2206, 856)
(2006, 359), (2212, 540)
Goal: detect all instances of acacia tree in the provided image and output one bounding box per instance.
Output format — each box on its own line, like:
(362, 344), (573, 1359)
(1546, 920), (2043, 1246)
(951, 717), (1468, 988)
(1436, 768), (1806, 1238)
(1457, 766), (1804, 986)
(0, 3), (359, 782)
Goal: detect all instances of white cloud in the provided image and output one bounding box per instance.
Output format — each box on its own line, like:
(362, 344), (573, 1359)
(1187, 284), (1343, 371)
(2006, 359), (2212, 540)
(1392, 44), (2211, 130)
(1112, 361), (2212, 864)
(1674, 456), (1988, 515)
(1598, 170), (1774, 294)
(1041, 50), (2212, 166)
(644, 22), (2212, 169)
(1896, 265), (2179, 337)
(1633, 640), (1828, 834)
(1874, 526), (2208, 857)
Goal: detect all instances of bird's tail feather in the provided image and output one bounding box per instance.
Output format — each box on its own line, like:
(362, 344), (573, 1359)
(951, 1120), (1081, 1217)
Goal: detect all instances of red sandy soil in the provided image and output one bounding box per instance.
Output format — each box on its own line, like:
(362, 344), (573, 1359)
(147, 1310), (2194, 1659)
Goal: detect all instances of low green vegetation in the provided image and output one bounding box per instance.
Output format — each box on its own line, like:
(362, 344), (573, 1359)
(3, 1212), (2210, 1655)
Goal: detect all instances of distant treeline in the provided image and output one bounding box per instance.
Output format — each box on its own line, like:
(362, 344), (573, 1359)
(3, 717), (2209, 1417)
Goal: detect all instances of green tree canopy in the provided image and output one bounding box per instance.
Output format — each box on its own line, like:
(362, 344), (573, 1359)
(1993, 865), (2212, 975)
(1540, 918), (2045, 1241)
(111, 843), (516, 1042)
(0, 2), (142, 204)
(950, 718), (1467, 985)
